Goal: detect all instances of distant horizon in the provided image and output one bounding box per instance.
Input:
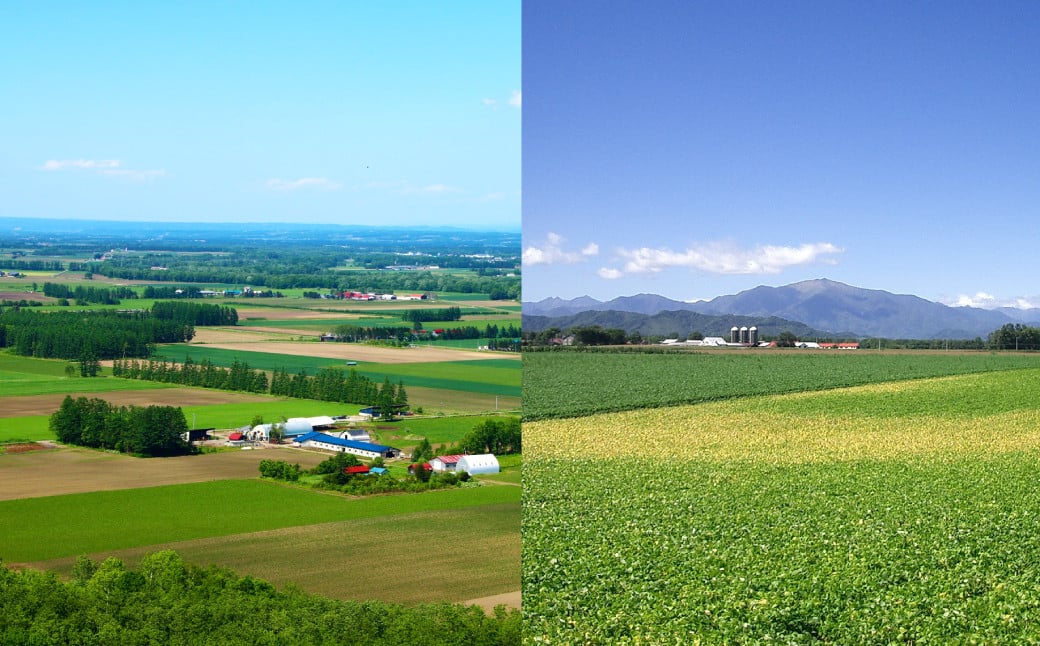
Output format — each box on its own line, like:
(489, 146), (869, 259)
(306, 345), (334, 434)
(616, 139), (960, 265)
(0, 215), (521, 233)
(521, 277), (1038, 312)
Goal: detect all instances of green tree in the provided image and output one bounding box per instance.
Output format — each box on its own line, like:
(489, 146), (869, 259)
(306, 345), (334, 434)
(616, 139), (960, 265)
(412, 437), (434, 463)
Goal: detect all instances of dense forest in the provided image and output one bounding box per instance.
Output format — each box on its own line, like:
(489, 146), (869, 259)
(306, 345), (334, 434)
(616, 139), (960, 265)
(0, 309), (192, 360)
(0, 551), (520, 645)
(151, 301), (238, 326)
(42, 282), (137, 305)
(49, 396), (191, 457)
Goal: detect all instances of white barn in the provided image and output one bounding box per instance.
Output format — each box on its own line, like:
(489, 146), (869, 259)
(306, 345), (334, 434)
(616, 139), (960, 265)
(456, 454), (500, 475)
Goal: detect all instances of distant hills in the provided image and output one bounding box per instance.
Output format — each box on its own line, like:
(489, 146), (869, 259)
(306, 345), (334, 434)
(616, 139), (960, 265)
(523, 278), (1040, 339)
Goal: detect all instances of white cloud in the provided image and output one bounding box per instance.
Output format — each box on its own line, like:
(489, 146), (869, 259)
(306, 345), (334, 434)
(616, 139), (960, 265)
(523, 232), (599, 266)
(99, 169), (167, 181)
(483, 90), (520, 110)
(600, 241), (843, 278)
(41, 159), (120, 171)
(267, 177), (341, 191)
(508, 90), (521, 108)
(597, 267), (623, 279)
(941, 292), (1040, 310)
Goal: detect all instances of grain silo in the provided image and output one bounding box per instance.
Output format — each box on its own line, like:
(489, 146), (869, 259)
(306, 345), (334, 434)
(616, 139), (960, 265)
(739, 326), (749, 344)
(749, 326), (758, 345)
(730, 326), (739, 343)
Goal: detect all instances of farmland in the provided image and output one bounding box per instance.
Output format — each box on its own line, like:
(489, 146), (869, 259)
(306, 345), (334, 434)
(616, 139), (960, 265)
(0, 223), (521, 619)
(522, 348), (1040, 420)
(523, 351), (1040, 642)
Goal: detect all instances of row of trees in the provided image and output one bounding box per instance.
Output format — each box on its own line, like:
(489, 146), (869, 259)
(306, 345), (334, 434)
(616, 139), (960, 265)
(113, 358), (270, 393)
(49, 396), (192, 457)
(988, 324), (1040, 351)
(41, 282), (137, 304)
(0, 551), (520, 644)
(401, 306), (463, 323)
(330, 324), (415, 342)
(0, 309), (193, 360)
(112, 358), (406, 410)
(151, 301), (238, 326)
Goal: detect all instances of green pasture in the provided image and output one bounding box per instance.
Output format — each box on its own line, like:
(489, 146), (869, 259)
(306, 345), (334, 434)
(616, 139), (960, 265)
(236, 317), (400, 329)
(0, 417), (52, 442)
(181, 399), (361, 430)
(523, 349), (1040, 420)
(0, 369), (173, 397)
(370, 414), (517, 445)
(154, 345), (520, 396)
(0, 478), (520, 562)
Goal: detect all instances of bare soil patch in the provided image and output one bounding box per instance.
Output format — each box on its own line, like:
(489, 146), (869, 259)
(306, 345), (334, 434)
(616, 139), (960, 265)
(463, 591), (521, 613)
(194, 341), (518, 364)
(0, 291), (55, 303)
(0, 446), (329, 501)
(0, 442), (51, 454)
(0, 389), (272, 419)
(189, 327), (296, 344)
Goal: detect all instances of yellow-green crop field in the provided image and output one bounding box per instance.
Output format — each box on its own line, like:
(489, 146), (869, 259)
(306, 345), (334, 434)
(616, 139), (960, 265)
(524, 364), (1040, 643)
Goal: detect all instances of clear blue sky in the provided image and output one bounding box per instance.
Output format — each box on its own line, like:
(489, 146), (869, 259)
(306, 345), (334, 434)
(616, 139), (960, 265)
(523, 2), (1040, 309)
(0, 2), (519, 229)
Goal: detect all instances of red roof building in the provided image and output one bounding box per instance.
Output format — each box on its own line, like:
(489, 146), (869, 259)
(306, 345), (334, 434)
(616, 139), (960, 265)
(344, 465), (371, 475)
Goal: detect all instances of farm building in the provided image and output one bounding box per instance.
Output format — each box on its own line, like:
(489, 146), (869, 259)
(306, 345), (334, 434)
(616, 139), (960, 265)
(408, 463), (433, 474)
(430, 454), (465, 472)
(293, 431), (401, 459)
(344, 465), (371, 475)
(340, 428), (371, 442)
(457, 454), (500, 475)
(247, 417), (338, 441)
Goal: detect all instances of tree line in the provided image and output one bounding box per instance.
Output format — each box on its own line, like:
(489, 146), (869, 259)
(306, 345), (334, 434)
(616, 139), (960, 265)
(49, 396), (192, 457)
(0, 550), (520, 645)
(151, 301), (238, 326)
(0, 309), (193, 360)
(113, 358), (407, 409)
(42, 282), (138, 305)
(987, 324), (1040, 351)
(401, 306), (463, 323)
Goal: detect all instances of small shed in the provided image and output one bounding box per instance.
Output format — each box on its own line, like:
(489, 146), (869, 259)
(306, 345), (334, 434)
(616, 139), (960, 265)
(456, 454), (500, 475)
(344, 465), (370, 475)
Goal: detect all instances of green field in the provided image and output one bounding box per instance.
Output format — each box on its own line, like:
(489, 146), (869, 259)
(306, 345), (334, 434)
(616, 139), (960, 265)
(522, 349), (1040, 420)
(373, 414), (519, 445)
(0, 478), (519, 562)
(154, 345), (520, 397)
(523, 356), (1040, 642)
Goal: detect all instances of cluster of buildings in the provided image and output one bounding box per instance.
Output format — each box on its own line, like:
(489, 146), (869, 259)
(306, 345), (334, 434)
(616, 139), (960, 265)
(342, 291), (427, 301)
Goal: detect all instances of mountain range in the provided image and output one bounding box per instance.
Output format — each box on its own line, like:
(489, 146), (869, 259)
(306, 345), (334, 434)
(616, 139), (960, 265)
(522, 278), (1040, 339)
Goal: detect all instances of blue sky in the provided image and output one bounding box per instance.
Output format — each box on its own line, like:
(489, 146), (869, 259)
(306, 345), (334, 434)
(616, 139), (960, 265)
(523, 2), (1040, 308)
(0, 2), (519, 229)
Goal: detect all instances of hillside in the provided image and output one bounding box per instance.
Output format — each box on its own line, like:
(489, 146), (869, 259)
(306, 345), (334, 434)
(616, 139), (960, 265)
(523, 279), (1040, 339)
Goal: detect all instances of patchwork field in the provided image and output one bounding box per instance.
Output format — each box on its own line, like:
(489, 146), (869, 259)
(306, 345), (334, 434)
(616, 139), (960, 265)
(523, 352), (1040, 642)
(185, 340), (512, 364)
(0, 478), (520, 605)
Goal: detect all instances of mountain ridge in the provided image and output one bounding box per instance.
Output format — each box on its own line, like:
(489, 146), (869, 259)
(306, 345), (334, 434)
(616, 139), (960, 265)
(522, 279), (1040, 339)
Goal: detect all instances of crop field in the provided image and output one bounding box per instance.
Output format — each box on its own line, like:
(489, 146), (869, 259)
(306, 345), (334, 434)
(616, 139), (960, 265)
(23, 502), (519, 605)
(154, 345), (520, 396)
(523, 361), (1040, 642)
(522, 349), (1040, 420)
(0, 478), (520, 605)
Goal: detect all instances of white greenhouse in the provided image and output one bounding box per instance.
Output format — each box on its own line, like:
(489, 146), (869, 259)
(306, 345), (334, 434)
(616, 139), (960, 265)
(456, 454), (500, 475)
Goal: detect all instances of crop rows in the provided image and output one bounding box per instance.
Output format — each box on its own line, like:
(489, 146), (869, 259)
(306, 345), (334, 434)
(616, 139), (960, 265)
(523, 367), (1040, 642)
(522, 350), (1040, 420)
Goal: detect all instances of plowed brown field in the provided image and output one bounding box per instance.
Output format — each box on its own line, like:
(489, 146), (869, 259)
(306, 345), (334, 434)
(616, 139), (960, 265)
(0, 445), (328, 501)
(0, 389), (271, 418)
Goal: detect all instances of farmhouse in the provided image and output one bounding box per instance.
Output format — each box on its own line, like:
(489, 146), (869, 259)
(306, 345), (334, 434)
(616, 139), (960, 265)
(293, 431), (401, 459)
(430, 454), (465, 472)
(457, 454), (500, 475)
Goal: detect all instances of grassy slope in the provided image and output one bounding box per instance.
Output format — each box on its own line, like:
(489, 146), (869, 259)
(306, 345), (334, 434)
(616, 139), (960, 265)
(0, 479), (519, 562)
